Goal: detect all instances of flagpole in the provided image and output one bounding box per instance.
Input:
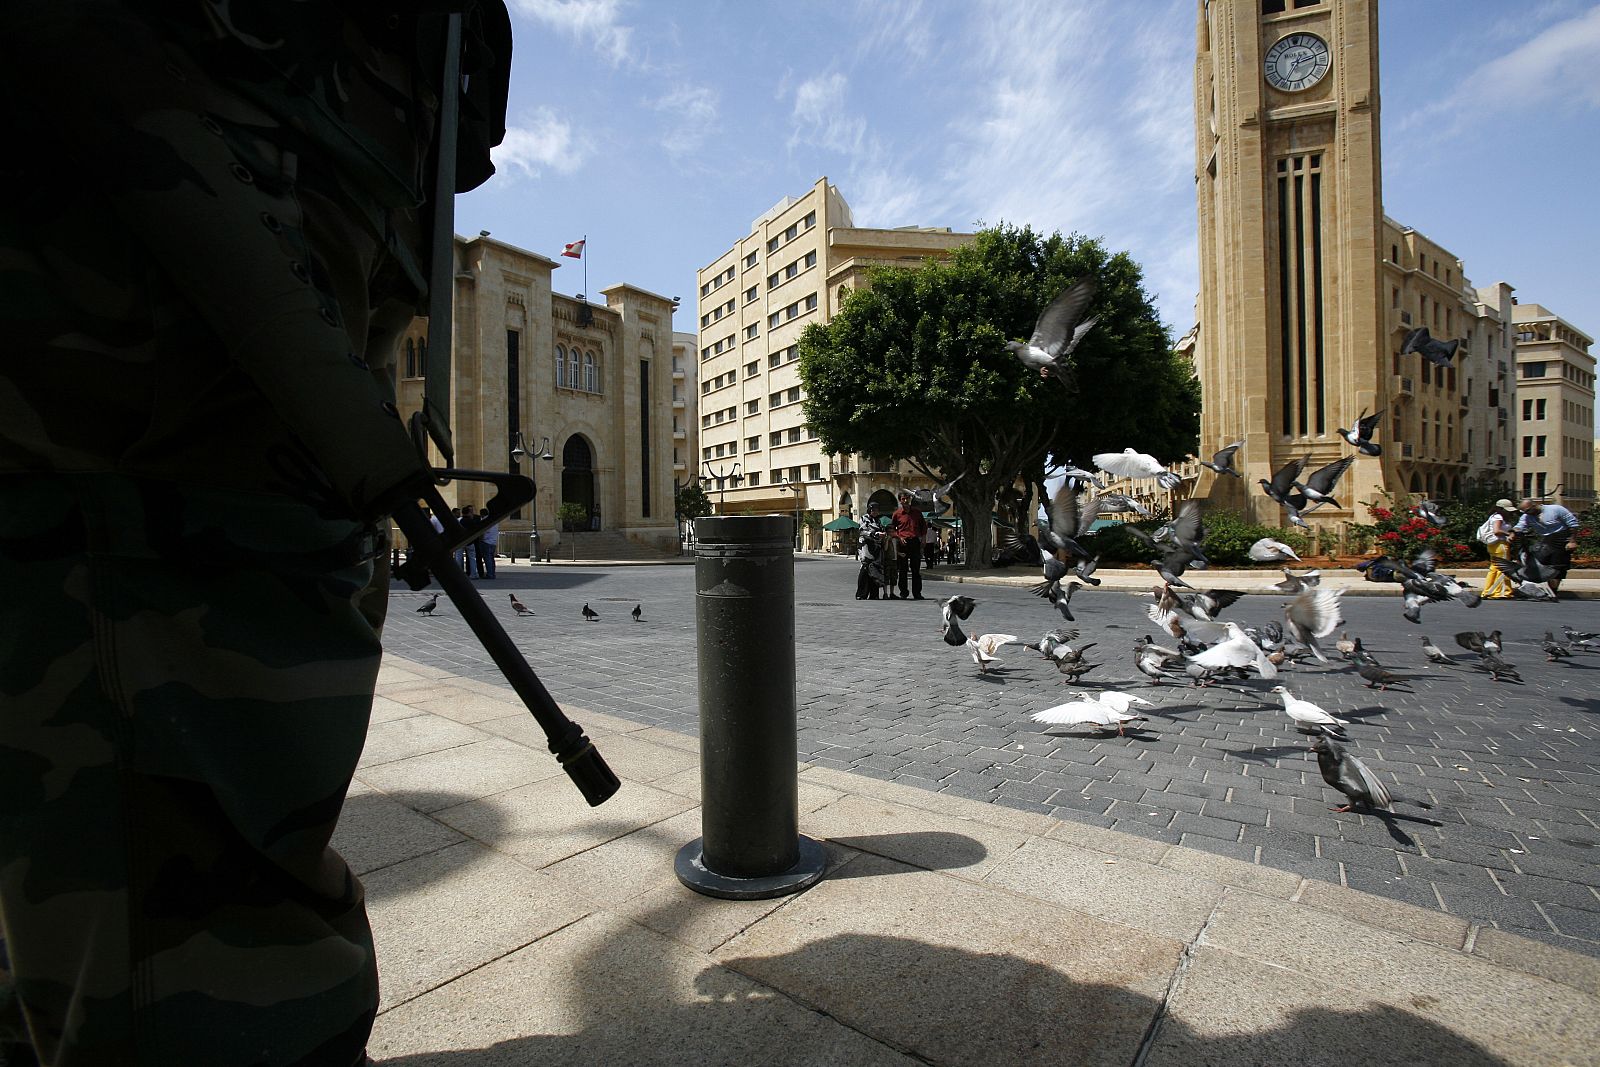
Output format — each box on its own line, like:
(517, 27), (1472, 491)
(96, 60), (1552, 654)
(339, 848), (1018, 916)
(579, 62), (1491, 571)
(582, 233), (587, 298)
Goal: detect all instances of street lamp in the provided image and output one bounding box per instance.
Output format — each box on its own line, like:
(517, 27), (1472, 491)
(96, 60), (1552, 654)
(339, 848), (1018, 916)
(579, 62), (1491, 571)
(512, 431), (553, 561)
(702, 460), (741, 512)
(779, 480), (805, 550)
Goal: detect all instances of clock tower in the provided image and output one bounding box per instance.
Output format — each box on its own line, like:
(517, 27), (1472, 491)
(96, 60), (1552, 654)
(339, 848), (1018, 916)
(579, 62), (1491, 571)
(1193, 0), (1388, 528)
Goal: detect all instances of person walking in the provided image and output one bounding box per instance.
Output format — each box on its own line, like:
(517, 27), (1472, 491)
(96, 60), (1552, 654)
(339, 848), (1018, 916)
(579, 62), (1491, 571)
(855, 504), (886, 599)
(890, 490), (929, 600)
(1479, 499), (1517, 599)
(922, 523), (940, 568)
(1511, 497), (1583, 598)
(477, 505), (499, 579)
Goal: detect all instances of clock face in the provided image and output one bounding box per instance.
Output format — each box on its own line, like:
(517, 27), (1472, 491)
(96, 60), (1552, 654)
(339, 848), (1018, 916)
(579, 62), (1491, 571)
(1264, 32), (1331, 92)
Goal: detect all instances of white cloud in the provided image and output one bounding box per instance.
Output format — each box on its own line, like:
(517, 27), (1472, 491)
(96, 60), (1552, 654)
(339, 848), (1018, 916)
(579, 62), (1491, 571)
(493, 108), (585, 179)
(788, 72), (868, 155)
(1462, 5), (1600, 111)
(651, 84), (720, 159)
(509, 0), (634, 65)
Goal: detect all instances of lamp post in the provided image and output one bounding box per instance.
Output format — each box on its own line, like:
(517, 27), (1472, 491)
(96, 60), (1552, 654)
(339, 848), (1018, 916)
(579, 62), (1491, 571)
(779, 480), (805, 551)
(702, 460), (742, 513)
(512, 431), (554, 562)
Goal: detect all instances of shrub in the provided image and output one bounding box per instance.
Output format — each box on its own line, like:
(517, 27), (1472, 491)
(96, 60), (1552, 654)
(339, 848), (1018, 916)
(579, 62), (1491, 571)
(1577, 507), (1600, 560)
(1350, 495), (1475, 563)
(1197, 511), (1311, 566)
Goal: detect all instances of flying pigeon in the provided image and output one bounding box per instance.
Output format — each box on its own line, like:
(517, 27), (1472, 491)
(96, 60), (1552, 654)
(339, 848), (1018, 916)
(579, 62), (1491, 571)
(582, 603), (599, 622)
(942, 594), (977, 620)
(1454, 630), (1502, 656)
(509, 593), (534, 617)
(968, 633), (1017, 674)
(1272, 568), (1322, 594)
(1271, 685), (1348, 737)
(1294, 456), (1356, 511)
(416, 593), (440, 616)
(940, 596), (975, 646)
(1198, 440), (1246, 478)
(1049, 460), (1108, 491)
(631, 603), (643, 622)
(1031, 697), (1147, 737)
(1258, 458), (1314, 528)
(1006, 278), (1100, 384)
(1284, 587), (1343, 662)
(1249, 537), (1301, 562)
(1414, 499), (1447, 527)
(1401, 326), (1461, 368)
(1311, 736), (1391, 813)
(1093, 449), (1183, 490)
(1337, 408), (1383, 456)
(1094, 492), (1148, 516)
(908, 472), (966, 518)
(1048, 580), (1083, 622)
(1023, 627), (1081, 660)
(1188, 621), (1277, 679)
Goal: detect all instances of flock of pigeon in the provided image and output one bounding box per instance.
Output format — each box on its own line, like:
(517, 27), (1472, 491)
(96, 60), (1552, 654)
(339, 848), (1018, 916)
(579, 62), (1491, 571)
(413, 592), (644, 623)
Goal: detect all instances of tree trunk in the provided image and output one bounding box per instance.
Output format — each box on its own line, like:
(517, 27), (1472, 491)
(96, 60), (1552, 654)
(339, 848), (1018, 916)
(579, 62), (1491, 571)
(948, 478), (1003, 570)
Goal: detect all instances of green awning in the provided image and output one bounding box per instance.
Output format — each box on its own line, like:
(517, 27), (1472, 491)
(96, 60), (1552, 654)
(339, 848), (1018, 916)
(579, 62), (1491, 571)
(822, 516), (859, 531)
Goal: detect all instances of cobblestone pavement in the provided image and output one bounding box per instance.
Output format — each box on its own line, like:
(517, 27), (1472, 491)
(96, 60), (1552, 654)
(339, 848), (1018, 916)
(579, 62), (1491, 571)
(380, 557), (1600, 957)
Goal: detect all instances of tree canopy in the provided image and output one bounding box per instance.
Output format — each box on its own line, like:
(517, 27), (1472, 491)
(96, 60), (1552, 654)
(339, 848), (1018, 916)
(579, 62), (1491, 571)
(797, 223), (1199, 566)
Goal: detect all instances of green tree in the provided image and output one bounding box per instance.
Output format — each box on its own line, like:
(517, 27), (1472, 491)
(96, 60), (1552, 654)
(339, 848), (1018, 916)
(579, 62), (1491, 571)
(556, 501), (588, 560)
(798, 224), (1199, 567)
(675, 481), (713, 522)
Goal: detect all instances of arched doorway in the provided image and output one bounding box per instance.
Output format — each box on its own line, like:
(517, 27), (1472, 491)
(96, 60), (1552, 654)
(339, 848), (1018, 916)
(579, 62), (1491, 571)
(561, 435), (598, 530)
(1408, 472), (1423, 494)
(866, 488), (898, 527)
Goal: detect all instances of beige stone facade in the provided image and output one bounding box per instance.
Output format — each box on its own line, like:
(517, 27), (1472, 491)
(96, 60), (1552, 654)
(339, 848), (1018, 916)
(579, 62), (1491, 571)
(1511, 303), (1596, 508)
(395, 234), (679, 555)
(693, 178), (972, 548)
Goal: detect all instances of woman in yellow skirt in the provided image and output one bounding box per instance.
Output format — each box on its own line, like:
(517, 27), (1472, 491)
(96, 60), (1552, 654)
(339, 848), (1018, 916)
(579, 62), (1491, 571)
(1482, 500), (1517, 599)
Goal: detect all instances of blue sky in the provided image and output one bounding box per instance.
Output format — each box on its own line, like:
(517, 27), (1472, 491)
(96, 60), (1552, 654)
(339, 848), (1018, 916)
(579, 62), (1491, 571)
(458, 0), (1600, 355)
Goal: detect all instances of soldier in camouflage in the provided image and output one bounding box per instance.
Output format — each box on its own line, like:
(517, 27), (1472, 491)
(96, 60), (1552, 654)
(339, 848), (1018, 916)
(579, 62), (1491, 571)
(0, 3), (509, 1064)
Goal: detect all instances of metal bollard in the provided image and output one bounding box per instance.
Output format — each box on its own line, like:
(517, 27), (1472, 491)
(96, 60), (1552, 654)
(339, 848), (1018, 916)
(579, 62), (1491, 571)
(675, 515), (826, 899)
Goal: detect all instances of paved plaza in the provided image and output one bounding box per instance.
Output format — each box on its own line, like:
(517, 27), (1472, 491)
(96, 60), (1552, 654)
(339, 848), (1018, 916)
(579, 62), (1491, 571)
(380, 557), (1600, 959)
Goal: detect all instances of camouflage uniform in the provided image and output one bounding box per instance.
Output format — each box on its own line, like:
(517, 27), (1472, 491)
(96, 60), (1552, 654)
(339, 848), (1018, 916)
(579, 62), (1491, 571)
(0, 3), (508, 1064)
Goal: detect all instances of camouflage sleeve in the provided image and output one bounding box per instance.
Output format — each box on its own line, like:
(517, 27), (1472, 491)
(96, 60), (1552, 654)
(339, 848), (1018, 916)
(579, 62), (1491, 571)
(3, 4), (434, 521)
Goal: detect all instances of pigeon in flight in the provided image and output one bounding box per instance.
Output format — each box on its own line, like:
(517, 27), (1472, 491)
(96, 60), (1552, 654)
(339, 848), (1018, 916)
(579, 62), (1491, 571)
(582, 603), (599, 622)
(631, 604), (643, 622)
(1249, 537), (1300, 563)
(1271, 685), (1348, 737)
(1048, 580), (1083, 622)
(1031, 696), (1147, 737)
(1258, 458), (1314, 529)
(1198, 440), (1245, 478)
(1187, 621), (1277, 679)
(1294, 456), (1356, 511)
(1049, 460), (1107, 491)
(940, 595), (975, 646)
(1006, 278), (1099, 384)
(1414, 499), (1447, 527)
(1401, 326), (1461, 368)
(416, 594), (440, 616)
(1454, 630), (1502, 656)
(1272, 568), (1321, 594)
(1093, 492), (1149, 517)
(1337, 408), (1383, 456)
(1093, 449), (1183, 491)
(1284, 587), (1343, 662)
(908, 472), (965, 518)
(968, 633), (1017, 674)
(509, 593), (534, 617)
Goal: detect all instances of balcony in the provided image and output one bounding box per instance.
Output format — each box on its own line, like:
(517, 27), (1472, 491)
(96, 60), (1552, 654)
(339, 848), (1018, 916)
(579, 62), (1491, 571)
(672, 364), (686, 380)
(1400, 310), (1413, 325)
(672, 428), (687, 440)
(1496, 407), (1508, 425)
(1401, 443), (1414, 458)
(1498, 360), (1508, 378)
(1392, 375), (1414, 399)
(672, 397), (686, 410)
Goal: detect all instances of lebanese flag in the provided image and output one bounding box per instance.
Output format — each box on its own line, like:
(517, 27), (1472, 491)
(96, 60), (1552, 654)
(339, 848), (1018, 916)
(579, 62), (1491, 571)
(560, 239), (585, 259)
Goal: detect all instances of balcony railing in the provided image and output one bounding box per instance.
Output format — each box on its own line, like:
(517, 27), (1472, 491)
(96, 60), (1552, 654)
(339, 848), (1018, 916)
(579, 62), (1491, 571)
(1496, 407), (1508, 424)
(1400, 310), (1413, 325)
(1401, 443), (1414, 458)
(1393, 375), (1414, 399)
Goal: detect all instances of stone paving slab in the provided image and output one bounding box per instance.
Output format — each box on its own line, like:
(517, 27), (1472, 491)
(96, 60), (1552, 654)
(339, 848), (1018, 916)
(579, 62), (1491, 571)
(377, 559), (1600, 959)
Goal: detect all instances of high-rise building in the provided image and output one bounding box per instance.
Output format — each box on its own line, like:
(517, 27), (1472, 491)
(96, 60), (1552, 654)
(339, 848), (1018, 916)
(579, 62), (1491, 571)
(1191, 0), (1518, 523)
(1511, 303), (1596, 508)
(693, 178), (972, 545)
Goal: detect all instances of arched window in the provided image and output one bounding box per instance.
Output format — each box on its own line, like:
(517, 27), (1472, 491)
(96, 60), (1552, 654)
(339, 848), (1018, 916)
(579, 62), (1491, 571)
(567, 346), (580, 389)
(583, 351), (597, 393)
(404, 338), (416, 378)
(417, 337), (427, 377)
(1409, 472), (1423, 493)
(555, 345), (567, 387)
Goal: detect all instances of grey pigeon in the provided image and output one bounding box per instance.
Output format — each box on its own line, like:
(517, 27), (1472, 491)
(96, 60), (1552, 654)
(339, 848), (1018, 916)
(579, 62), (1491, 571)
(1284, 588), (1343, 662)
(1541, 631), (1572, 662)
(1336, 408), (1383, 456)
(582, 603), (599, 622)
(1419, 635), (1451, 664)
(1472, 652), (1521, 683)
(416, 593), (440, 616)
(1198, 440), (1245, 478)
(1401, 326), (1461, 368)
(1295, 455), (1356, 511)
(1312, 736), (1392, 813)
(1006, 278), (1099, 384)
(631, 603), (643, 622)
(509, 593), (534, 617)
(1415, 499), (1447, 527)
(1048, 580), (1082, 622)
(1355, 662), (1409, 691)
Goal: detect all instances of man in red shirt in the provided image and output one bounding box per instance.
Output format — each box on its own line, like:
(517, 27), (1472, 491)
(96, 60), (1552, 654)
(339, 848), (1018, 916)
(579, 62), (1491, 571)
(890, 491), (930, 599)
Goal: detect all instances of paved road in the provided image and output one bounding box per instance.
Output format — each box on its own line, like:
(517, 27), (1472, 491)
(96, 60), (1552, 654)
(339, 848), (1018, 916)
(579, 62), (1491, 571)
(381, 556), (1600, 957)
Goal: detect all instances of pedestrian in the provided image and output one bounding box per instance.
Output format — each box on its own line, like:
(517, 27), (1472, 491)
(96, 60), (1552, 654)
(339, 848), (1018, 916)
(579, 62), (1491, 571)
(1511, 497), (1583, 598)
(855, 504), (886, 599)
(476, 505), (499, 579)
(1479, 498), (1516, 600)
(923, 522), (940, 568)
(879, 509), (900, 598)
(455, 506), (478, 574)
(0, 5), (512, 1065)
(890, 490), (929, 600)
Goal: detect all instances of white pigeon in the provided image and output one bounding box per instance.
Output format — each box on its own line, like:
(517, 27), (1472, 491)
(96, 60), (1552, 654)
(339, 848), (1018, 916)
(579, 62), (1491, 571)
(1248, 537), (1300, 562)
(1092, 448), (1182, 490)
(1031, 698), (1147, 736)
(1284, 587), (1343, 663)
(1271, 685), (1347, 735)
(1082, 691), (1155, 715)
(1005, 278), (1099, 383)
(1188, 621), (1277, 678)
(967, 633), (1017, 674)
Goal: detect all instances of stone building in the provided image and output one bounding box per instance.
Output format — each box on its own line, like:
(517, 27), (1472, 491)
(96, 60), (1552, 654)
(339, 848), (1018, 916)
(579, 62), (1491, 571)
(395, 234), (680, 555)
(1511, 303), (1596, 508)
(693, 178), (973, 548)
(1190, 0), (1522, 528)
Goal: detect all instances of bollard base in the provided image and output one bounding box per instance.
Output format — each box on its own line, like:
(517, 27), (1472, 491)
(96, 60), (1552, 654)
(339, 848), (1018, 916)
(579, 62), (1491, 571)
(674, 835), (827, 900)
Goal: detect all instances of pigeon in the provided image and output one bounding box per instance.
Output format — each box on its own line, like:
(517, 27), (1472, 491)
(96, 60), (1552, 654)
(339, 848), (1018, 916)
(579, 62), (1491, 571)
(1249, 537), (1301, 563)
(1054, 659), (1101, 684)
(1048, 581), (1084, 622)
(1169, 586), (1244, 622)
(1563, 626), (1600, 651)
(968, 633), (1017, 674)
(1473, 652), (1521, 683)
(1198, 440), (1245, 478)
(1284, 587), (1343, 662)
(1335, 631), (1357, 658)
(1259, 457), (1308, 510)
(1419, 635), (1451, 665)
(1541, 631), (1573, 662)
(1187, 621), (1277, 678)
(1049, 460), (1107, 491)
(1355, 662), (1409, 691)
(582, 603), (599, 622)
(940, 597), (971, 647)
(1093, 448), (1183, 491)
(1271, 685), (1348, 737)
(1047, 636), (1097, 669)
(1007, 279), (1100, 385)
(1454, 630), (1502, 656)
(509, 593), (534, 617)
(1094, 492), (1149, 517)
(1337, 408), (1384, 456)
(909, 472), (966, 518)
(631, 603), (643, 622)
(1125, 499), (1208, 588)
(1023, 627), (1081, 659)
(1492, 548), (1560, 597)
(1311, 736), (1392, 813)
(1272, 568), (1322, 594)
(1089, 691), (1156, 715)
(1032, 697), (1147, 737)
(416, 593), (440, 616)
(1134, 635), (1185, 685)
(1414, 499), (1447, 527)
(1401, 326), (1461, 368)
(1295, 455), (1356, 511)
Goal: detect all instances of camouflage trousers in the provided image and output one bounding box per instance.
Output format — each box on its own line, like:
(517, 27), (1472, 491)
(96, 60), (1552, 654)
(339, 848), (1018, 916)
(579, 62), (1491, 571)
(0, 473), (387, 1066)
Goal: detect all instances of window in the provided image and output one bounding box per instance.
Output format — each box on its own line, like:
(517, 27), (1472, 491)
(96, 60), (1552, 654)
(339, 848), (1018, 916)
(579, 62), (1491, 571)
(404, 338), (416, 378)
(746, 436), (760, 452)
(1537, 398), (1546, 420)
(1523, 436), (1533, 458)
(787, 427), (801, 443)
(787, 386), (801, 403)
(769, 391), (782, 407)
(1523, 472), (1534, 497)
(1523, 362), (1546, 378)
(743, 251), (758, 269)
(788, 466), (801, 482)
(1523, 399), (1534, 421)
(769, 431), (782, 447)
(744, 285), (758, 303)
(584, 352), (598, 393)
(804, 250), (817, 269)
(555, 345), (568, 387)
(767, 272), (780, 289)
(701, 380), (710, 394)
(1536, 435), (1547, 457)
(807, 463), (821, 481)
(746, 473), (759, 486)
(744, 323), (759, 340)
(701, 414), (711, 428)
(1421, 362), (1431, 386)
(699, 282), (710, 297)
(785, 261), (799, 281)
(784, 223), (797, 241)
(803, 210), (815, 228)
(568, 347), (580, 388)
(746, 400), (759, 414)
(769, 351), (781, 369)
(766, 237), (778, 254)
(745, 361), (759, 377)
